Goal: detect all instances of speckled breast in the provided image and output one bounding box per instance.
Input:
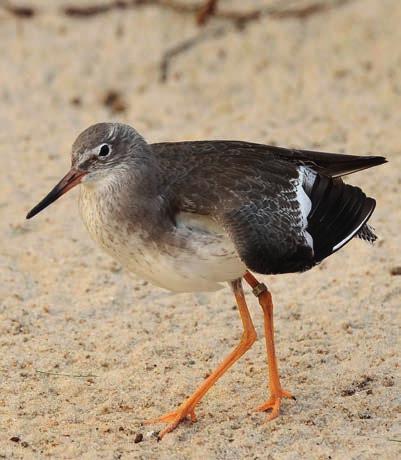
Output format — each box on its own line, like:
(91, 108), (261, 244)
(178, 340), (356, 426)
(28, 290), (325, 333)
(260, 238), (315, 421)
(78, 188), (246, 292)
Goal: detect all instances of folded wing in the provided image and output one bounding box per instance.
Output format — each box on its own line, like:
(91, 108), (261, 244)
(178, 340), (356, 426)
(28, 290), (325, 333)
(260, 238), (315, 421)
(152, 141), (386, 274)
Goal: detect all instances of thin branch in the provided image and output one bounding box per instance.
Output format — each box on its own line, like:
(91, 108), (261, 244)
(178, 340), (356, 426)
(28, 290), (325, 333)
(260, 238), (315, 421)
(61, 0), (198, 18)
(60, 0), (355, 24)
(63, 0), (133, 17)
(59, 0), (261, 24)
(0, 0), (36, 18)
(1, 0), (355, 25)
(268, 0), (352, 20)
(159, 25), (226, 83)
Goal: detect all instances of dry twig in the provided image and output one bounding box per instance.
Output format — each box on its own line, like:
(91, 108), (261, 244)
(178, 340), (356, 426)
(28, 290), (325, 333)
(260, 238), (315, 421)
(59, 0), (354, 24)
(159, 25), (226, 82)
(1, 0), (354, 25)
(0, 0), (36, 18)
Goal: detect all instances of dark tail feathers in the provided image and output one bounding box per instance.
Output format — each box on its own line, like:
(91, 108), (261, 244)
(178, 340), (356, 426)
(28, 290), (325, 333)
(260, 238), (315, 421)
(307, 176), (376, 263)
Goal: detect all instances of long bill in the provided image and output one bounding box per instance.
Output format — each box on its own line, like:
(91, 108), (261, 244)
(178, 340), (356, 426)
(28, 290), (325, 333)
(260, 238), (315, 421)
(26, 168), (86, 219)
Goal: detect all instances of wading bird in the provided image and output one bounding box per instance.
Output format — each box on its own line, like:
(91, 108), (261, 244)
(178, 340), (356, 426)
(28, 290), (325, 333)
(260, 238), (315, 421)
(27, 123), (386, 438)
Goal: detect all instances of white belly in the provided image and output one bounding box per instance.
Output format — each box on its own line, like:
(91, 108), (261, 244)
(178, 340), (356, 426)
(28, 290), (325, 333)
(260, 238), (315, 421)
(80, 193), (246, 292)
(120, 227), (246, 292)
(140, 213), (246, 291)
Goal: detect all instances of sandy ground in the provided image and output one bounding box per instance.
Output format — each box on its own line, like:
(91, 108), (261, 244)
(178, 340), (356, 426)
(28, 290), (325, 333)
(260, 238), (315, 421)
(0, 0), (400, 458)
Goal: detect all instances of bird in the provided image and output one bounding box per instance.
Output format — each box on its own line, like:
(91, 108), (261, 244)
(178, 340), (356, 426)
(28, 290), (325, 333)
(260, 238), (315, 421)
(26, 122), (386, 439)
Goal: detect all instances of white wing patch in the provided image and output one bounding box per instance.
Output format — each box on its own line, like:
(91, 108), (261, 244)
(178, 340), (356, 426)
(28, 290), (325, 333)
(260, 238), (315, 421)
(294, 166), (315, 249)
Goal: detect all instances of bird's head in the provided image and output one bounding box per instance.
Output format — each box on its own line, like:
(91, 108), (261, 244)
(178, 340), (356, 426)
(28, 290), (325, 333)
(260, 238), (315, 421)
(26, 122), (148, 219)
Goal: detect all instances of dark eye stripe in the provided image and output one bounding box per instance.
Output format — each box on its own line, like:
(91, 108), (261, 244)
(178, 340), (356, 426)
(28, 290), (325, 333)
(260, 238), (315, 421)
(99, 144), (110, 156)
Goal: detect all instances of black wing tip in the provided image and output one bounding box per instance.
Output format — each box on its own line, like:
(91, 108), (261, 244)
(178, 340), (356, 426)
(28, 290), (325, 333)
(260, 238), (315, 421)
(329, 154), (387, 177)
(364, 155), (387, 166)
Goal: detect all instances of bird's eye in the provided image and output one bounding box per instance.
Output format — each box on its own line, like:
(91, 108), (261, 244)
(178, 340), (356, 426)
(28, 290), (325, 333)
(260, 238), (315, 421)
(99, 144), (110, 157)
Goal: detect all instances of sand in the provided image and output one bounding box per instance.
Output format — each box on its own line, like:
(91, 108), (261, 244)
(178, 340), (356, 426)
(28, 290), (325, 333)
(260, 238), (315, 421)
(0, 0), (400, 458)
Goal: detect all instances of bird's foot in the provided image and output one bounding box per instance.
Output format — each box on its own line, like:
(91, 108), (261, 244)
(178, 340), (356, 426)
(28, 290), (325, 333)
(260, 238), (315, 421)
(255, 389), (295, 420)
(144, 406), (197, 439)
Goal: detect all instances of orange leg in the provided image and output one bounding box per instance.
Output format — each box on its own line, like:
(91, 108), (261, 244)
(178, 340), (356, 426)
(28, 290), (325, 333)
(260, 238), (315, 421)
(146, 278), (257, 439)
(243, 271), (295, 420)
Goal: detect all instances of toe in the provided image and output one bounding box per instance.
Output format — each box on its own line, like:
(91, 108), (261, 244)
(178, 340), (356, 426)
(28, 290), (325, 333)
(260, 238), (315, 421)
(281, 389), (295, 400)
(254, 388), (295, 417)
(188, 408), (197, 422)
(145, 407), (197, 428)
(266, 399), (281, 421)
(255, 399), (275, 412)
(144, 411), (179, 425)
(158, 420), (181, 439)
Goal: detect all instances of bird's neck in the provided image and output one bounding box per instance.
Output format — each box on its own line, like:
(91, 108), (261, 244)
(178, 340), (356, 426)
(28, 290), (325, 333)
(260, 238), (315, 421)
(79, 158), (168, 238)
